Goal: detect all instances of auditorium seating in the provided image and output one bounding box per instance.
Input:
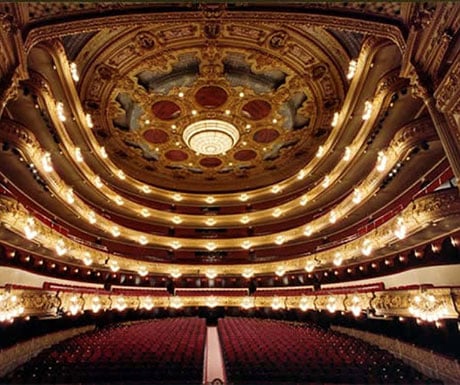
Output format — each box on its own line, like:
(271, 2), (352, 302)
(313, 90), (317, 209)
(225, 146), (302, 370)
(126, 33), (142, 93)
(5, 318), (206, 384)
(218, 317), (442, 384)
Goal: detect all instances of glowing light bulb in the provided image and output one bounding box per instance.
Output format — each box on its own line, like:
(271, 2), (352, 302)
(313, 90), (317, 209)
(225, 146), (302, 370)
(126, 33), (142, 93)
(205, 242), (217, 251)
(75, 147), (84, 162)
(111, 226), (121, 237)
(299, 296), (310, 312)
(271, 296), (283, 310)
(114, 195), (124, 206)
(362, 100), (373, 120)
(327, 296), (337, 313)
(322, 175), (330, 188)
(305, 260), (316, 273)
(140, 208), (150, 218)
(394, 217), (407, 240)
(352, 188), (362, 204)
(300, 195), (308, 206)
(316, 145), (325, 158)
(347, 59), (357, 80)
(87, 210), (96, 224)
(275, 266), (286, 277)
(275, 235), (286, 245)
(172, 193), (183, 202)
(94, 176), (103, 188)
(142, 297), (154, 310)
(55, 239), (67, 256)
(170, 269), (182, 278)
(83, 252), (93, 266)
(138, 236), (148, 245)
(241, 296), (254, 309)
(240, 215), (250, 224)
(239, 193), (249, 202)
(242, 268), (254, 279)
(376, 151), (387, 172)
(70, 62), (79, 82)
(333, 252), (343, 266)
(241, 240), (252, 250)
(205, 196), (215, 204)
(65, 188), (75, 204)
(100, 147), (108, 159)
(272, 208), (282, 218)
(91, 296), (101, 313)
(56, 102), (66, 122)
(297, 170), (306, 180)
(329, 210), (337, 224)
(138, 266), (148, 277)
(361, 239), (372, 256)
(109, 260), (120, 272)
(141, 185), (151, 194)
(170, 296), (183, 309)
(205, 218), (217, 226)
(42, 152), (53, 173)
(331, 112), (339, 127)
(206, 296), (218, 308)
(117, 170), (126, 180)
(85, 113), (93, 128)
(343, 146), (352, 161)
(172, 216), (182, 224)
(205, 269), (218, 279)
(271, 185), (281, 194)
(115, 297), (126, 311)
(304, 226), (313, 237)
(170, 241), (181, 250)
(24, 217), (38, 240)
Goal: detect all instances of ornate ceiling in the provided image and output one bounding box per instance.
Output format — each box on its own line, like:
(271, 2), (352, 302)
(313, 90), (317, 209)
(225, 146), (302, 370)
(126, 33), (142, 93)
(0, 2), (458, 291)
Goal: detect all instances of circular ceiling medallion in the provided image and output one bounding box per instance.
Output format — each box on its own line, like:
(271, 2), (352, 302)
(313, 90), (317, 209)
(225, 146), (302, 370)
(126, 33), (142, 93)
(253, 129), (280, 143)
(165, 150), (188, 161)
(143, 129), (169, 143)
(152, 101), (181, 120)
(200, 157), (223, 168)
(242, 100), (272, 120)
(195, 86), (228, 108)
(234, 149), (257, 161)
(183, 120), (240, 155)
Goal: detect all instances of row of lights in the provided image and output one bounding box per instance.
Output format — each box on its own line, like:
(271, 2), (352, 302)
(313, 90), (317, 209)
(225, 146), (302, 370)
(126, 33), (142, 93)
(5, 290), (449, 323)
(20, 202), (409, 278)
(40, 145), (394, 233)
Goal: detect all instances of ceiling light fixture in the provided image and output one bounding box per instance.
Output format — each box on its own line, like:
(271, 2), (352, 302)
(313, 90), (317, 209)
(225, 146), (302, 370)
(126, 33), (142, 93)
(183, 120), (239, 155)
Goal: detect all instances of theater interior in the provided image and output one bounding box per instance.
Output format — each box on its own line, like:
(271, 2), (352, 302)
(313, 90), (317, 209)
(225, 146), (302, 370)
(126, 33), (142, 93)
(0, 2), (459, 384)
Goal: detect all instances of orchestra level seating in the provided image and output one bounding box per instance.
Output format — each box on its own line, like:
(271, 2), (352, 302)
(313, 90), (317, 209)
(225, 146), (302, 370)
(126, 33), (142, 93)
(218, 317), (443, 385)
(3, 317), (206, 384)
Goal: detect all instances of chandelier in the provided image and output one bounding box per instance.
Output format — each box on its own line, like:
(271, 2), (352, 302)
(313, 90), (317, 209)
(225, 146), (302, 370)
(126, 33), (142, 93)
(183, 119), (240, 155)
(408, 292), (448, 322)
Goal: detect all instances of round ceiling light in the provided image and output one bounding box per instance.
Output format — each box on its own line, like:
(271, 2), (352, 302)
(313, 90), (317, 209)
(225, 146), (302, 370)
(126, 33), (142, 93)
(183, 119), (240, 155)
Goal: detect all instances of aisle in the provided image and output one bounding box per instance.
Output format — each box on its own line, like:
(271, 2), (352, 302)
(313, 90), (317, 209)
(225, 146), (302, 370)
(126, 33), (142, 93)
(203, 326), (226, 384)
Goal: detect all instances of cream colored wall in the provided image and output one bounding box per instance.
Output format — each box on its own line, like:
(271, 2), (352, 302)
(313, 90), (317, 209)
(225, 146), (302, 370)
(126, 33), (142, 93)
(0, 266), (103, 288)
(321, 264), (460, 289)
